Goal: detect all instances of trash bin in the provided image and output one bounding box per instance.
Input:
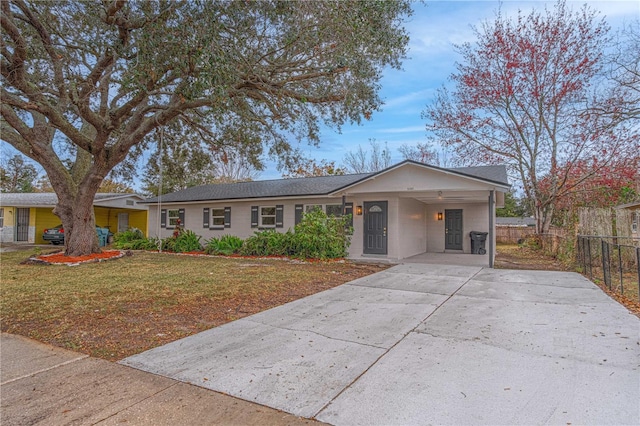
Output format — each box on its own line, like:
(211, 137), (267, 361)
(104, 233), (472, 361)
(96, 227), (109, 247)
(470, 231), (488, 254)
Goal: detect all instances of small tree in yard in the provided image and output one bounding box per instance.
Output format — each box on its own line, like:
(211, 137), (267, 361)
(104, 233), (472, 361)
(1, 0), (411, 256)
(424, 1), (639, 234)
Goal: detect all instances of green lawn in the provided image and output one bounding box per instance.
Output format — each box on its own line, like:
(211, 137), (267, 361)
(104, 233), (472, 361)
(1, 250), (387, 360)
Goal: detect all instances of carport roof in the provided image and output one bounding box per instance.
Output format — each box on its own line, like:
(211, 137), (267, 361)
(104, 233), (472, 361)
(0, 193), (144, 207)
(143, 161), (509, 204)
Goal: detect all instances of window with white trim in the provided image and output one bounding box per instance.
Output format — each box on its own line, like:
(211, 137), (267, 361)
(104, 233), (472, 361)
(260, 206), (276, 227)
(304, 204), (343, 217)
(325, 204), (343, 217)
(211, 208), (225, 227)
(168, 209), (180, 227)
(0, 208), (4, 227)
(633, 211), (638, 233)
(305, 205), (322, 213)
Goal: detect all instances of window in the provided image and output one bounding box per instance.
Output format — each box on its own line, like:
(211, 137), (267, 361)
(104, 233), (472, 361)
(168, 209), (180, 227)
(0, 208), (4, 227)
(211, 208), (225, 227)
(326, 204), (343, 217)
(633, 211), (638, 233)
(260, 206), (276, 227)
(303, 204), (343, 216)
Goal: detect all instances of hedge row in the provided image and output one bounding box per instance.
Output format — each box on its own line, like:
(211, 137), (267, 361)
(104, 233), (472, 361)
(113, 208), (352, 260)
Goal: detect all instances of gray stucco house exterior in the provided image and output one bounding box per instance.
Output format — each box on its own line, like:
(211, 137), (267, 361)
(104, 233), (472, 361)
(143, 160), (510, 266)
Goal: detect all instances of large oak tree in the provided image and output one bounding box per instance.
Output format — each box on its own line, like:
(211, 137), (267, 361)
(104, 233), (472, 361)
(1, 0), (411, 255)
(424, 1), (638, 233)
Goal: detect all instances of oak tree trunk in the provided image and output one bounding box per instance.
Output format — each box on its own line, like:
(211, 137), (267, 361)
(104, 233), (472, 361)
(54, 189), (101, 256)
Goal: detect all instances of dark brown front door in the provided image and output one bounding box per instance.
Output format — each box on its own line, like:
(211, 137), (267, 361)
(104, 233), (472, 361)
(363, 201), (387, 255)
(445, 209), (463, 250)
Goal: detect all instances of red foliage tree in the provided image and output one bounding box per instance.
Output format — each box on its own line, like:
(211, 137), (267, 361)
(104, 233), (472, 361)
(538, 157), (639, 215)
(424, 1), (639, 233)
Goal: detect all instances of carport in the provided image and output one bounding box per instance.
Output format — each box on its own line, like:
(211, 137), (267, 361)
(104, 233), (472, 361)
(332, 161), (510, 266)
(403, 251), (490, 266)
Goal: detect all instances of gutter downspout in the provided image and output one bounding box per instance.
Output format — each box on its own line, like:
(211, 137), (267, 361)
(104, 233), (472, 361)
(489, 190), (495, 268)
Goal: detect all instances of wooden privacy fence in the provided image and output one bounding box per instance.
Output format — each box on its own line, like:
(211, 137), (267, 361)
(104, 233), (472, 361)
(496, 226), (536, 244)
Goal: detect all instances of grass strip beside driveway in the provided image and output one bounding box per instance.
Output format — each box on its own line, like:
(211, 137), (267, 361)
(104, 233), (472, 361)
(1, 250), (388, 361)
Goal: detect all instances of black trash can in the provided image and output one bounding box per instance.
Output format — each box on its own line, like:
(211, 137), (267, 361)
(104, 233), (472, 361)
(470, 231), (488, 254)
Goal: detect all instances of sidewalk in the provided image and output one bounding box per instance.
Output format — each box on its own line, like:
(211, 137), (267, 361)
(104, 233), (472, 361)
(0, 333), (318, 425)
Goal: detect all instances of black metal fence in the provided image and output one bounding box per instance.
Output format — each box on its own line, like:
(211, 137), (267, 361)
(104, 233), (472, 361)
(576, 235), (640, 302)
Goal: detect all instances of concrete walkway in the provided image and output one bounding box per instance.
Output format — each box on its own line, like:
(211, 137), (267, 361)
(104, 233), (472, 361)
(0, 333), (317, 425)
(121, 264), (640, 425)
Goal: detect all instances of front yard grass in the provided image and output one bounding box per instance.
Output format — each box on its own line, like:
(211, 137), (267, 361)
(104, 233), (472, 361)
(0, 250), (388, 361)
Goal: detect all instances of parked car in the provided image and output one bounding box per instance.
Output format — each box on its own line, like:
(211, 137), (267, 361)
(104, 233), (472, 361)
(42, 225), (114, 246)
(43, 224), (65, 245)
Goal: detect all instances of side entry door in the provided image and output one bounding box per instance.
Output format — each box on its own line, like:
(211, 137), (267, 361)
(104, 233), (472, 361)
(445, 209), (463, 250)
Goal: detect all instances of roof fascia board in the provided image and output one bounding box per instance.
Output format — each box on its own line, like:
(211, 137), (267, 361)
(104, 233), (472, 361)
(329, 160), (510, 195)
(140, 193), (347, 206)
(95, 194), (145, 202)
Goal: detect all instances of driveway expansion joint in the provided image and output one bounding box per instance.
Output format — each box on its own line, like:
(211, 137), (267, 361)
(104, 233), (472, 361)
(345, 282), (454, 297)
(0, 354), (89, 386)
(91, 381), (180, 425)
(243, 318), (389, 350)
(314, 267), (483, 419)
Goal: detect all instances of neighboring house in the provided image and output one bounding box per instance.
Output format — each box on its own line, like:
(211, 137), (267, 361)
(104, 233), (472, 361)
(496, 217), (536, 227)
(144, 160), (510, 266)
(615, 201), (640, 238)
(0, 193), (148, 244)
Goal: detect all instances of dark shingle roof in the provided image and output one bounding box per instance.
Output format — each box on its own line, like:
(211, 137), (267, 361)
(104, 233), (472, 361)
(144, 162), (510, 204)
(144, 173), (373, 203)
(448, 165), (509, 186)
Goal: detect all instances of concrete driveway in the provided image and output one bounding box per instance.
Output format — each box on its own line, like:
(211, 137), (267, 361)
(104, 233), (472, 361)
(121, 264), (640, 425)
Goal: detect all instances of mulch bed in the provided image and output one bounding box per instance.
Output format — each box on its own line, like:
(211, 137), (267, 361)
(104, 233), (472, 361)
(22, 250), (128, 266)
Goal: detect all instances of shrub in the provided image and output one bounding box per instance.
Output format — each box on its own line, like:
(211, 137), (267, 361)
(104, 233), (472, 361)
(289, 208), (352, 259)
(113, 228), (145, 244)
(240, 229), (292, 257)
(240, 209), (352, 260)
(113, 228), (158, 250)
(165, 229), (202, 253)
(204, 235), (244, 255)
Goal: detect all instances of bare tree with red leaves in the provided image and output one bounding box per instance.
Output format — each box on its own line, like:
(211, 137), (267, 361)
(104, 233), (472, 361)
(424, 1), (639, 233)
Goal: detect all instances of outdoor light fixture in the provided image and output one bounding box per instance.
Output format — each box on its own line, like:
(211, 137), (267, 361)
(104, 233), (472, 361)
(356, 205), (363, 215)
(437, 212), (443, 221)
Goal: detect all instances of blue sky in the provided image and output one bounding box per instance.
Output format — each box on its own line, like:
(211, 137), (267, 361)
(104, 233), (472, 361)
(1, 1), (638, 185)
(266, 0), (639, 179)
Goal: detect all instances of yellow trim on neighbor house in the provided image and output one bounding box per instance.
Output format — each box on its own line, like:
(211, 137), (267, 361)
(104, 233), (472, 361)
(2, 206), (148, 244)
(94, 207), (148, 235)
(34, 207), (60, 244)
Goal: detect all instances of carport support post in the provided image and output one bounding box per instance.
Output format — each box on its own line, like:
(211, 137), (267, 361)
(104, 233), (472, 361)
(488, 190), (495, 268)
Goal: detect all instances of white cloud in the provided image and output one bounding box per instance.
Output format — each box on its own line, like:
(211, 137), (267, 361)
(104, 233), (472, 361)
(378, 125), (426, 134)
(382, 89), (433, 109)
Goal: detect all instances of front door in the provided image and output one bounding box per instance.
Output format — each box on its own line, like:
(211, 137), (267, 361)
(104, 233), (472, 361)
(16, 208), (29, 242)
(445, 209), (463, 250)
(363, 201), (388, 255)
(118, 213), (129, 233)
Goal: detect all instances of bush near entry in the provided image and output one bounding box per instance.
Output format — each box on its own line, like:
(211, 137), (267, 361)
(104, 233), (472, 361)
(113, 208), (352, 259)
